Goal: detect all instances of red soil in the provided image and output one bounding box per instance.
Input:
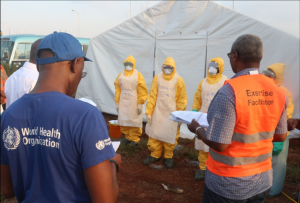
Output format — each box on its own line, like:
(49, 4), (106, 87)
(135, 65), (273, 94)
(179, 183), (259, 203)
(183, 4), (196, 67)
(103, 113), (300, 203)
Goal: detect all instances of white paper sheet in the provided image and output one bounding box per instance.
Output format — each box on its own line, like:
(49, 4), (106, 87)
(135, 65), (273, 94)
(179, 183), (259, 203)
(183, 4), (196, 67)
(112, 141), (120, 152)
(170, 111), (209, 127)
(78, 97), (97, 106)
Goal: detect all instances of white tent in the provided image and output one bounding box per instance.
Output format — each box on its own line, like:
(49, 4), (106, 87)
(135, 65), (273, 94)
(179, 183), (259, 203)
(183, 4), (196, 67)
(77, 0), (300, 138)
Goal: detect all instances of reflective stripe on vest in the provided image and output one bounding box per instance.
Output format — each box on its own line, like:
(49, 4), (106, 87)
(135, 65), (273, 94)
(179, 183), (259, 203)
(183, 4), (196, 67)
(232, 130), (275, 143)
(206, 74), (286, 177)
(209, 148), (272, 166)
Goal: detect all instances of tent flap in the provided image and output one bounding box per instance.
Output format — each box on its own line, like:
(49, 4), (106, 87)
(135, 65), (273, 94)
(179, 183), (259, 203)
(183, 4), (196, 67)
(77, 0), (299, 138)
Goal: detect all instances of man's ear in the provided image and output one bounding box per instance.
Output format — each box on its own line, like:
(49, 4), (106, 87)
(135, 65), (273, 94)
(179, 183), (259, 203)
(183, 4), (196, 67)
(73, 57), (82, 73)
(70, 58), (79, 73)
(234, 51), (239, 62)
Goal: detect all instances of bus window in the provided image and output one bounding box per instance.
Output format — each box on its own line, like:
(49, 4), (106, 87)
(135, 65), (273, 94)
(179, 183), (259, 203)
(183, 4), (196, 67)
(82, 44), (89, 56)
(1, 41), (14, 62)
(14, 43), (32, 60)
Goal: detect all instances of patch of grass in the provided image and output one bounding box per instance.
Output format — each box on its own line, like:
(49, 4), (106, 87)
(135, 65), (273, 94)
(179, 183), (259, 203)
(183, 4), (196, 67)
(117, 138), (148, 158)
(175, 146), (198, 161)
(285, 139), (300, 185)
(138, 138), (148, 148)
(117, 144), (138, 157)
(286, 160), (300, 185)
(286, 162), (300, 185)
(177, 138), (193, 145)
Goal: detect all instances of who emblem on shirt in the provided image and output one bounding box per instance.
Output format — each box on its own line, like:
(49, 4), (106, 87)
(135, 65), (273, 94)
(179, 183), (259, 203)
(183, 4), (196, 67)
(96, 140), (105, 150)
(3, 126), (20, 150)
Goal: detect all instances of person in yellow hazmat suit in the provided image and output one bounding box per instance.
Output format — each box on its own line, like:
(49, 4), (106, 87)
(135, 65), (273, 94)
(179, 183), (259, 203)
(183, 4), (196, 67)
(114, 55), (148, 146)
(192, 57), (227, 181)
(143, 57), (187, 169)
(262, 63), (294, 198)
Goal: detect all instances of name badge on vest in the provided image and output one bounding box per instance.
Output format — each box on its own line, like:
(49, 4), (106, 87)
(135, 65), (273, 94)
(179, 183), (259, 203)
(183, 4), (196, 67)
(249, 70), (259, 75)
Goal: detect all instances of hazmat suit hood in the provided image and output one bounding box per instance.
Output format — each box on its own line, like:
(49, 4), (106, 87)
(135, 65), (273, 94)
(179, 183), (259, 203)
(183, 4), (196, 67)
(206, 57), (224, 84)
(162, 57), (176, 81)
(123, 55), (136, 76)
(267, 63), (285, 86)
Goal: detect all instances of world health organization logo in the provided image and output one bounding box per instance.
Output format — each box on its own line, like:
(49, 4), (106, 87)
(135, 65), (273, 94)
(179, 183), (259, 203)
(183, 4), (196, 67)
(3, 126), (20, 150)
(96, 140), (105, 150)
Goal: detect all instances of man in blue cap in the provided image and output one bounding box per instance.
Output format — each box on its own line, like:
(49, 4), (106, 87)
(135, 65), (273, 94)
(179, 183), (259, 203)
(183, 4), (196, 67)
(1, 32), (121, 203)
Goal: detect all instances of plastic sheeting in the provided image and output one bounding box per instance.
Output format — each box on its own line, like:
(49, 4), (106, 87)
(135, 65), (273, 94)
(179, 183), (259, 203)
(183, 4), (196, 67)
(77, 0), (300, 138)
(269, 137), (289, 196)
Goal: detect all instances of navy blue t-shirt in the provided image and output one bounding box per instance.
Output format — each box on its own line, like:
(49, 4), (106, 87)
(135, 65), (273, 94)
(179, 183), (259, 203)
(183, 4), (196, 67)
(1, 92), (116, 203)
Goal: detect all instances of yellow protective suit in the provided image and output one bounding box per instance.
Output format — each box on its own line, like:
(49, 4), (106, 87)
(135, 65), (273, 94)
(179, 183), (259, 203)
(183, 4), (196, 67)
(114, 55), (148, 143)
(267, 63), (294, 120)
(267, 64), (294, 196)
(192, 57), (226, 111)
(146, 57), (187, 158)
(192, 57), (227, 170)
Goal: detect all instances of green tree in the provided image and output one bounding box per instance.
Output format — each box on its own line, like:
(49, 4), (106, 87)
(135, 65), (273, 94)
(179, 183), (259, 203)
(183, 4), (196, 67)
(1, 62), (17, 77)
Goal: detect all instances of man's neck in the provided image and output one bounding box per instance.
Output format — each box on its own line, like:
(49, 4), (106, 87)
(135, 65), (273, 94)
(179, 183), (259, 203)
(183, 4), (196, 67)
(30, 74), (68, 95)
(236, 62), (260, 73)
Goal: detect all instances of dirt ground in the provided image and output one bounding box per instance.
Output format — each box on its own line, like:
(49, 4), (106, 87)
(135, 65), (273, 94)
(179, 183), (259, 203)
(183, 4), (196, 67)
(103, 113), (300, 203)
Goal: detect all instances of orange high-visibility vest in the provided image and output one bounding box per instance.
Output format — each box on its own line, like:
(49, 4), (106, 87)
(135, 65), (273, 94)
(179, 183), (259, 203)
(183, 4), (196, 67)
(206, 74), (286, 177)
(0, 65), (7, 103)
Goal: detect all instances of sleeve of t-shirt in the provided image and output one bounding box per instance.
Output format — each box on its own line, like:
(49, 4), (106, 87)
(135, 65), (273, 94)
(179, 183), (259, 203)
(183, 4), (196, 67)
(274, 96), (288, 135)
(76, 107), (116, 170)
(205, 85), (236, 144)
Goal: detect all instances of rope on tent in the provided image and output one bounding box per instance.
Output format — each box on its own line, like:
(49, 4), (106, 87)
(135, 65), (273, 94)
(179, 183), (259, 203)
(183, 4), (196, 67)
(281, 191), (298, 203)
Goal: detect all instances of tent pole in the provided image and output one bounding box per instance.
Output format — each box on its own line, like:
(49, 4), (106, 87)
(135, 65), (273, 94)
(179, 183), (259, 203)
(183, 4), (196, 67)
(153, 32), (156, 78)
(130, 1), (131, 18)
(204, 32), (208, 78)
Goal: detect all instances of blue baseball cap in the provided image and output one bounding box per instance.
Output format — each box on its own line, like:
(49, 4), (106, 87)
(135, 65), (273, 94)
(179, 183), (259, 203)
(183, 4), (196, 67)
(36, 31), (92, 65)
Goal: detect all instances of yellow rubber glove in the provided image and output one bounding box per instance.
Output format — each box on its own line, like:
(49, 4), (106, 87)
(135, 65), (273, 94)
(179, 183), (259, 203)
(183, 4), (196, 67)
(137, 104), (142, 115)
(116, 103), (119, 113)
(147, 114), (152, 126)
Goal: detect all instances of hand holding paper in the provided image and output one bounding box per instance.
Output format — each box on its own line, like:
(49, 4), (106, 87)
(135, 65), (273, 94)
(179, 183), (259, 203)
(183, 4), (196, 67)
(187, 119), (202, 134)
(170, 111), (209, 127)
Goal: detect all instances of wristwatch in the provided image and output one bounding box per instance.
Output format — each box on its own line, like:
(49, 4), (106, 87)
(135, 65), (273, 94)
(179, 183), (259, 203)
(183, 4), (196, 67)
(195, 126), (203, 139)
(110, 160), (119, 173)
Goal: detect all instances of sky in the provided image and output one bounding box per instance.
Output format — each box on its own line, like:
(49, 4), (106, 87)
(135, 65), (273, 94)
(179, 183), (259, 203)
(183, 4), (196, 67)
(1, 1), (299, 39)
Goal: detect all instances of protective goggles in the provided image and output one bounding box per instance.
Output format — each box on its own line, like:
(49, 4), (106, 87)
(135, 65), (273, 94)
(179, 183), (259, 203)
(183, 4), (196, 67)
(124, 62), (133, 67)
(82, 65), (88, 78)
(162, 65), (174, 70)
(262, 69), (276, 80)
(208, 61), (219, 69)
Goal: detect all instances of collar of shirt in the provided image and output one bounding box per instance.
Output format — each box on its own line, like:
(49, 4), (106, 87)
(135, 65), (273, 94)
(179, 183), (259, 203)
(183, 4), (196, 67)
(231, 68), (261, 79)
(22, 62), (38, 72)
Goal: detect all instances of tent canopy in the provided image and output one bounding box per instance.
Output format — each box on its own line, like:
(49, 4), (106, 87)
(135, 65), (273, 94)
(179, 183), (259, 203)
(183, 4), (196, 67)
(77, 0), (300, 138)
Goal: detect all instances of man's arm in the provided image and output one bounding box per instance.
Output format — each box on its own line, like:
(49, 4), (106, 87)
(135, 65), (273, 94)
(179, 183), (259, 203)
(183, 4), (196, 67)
(273, 133), (288, 142)
(0, 165), (15, 199)
(84, 154), (121, 203)
(272, 96), (288, 142)
(288, 118), (300, 131)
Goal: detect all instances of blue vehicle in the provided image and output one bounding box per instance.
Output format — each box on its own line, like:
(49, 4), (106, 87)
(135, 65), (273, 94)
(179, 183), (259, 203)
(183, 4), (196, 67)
(1, 34), (90, 68)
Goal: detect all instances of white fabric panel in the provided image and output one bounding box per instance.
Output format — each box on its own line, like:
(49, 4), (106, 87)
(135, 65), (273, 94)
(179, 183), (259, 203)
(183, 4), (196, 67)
(76, 0), (299, 138)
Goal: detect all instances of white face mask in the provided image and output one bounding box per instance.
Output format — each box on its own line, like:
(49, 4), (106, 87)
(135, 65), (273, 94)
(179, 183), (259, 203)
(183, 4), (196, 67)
(208, 67), (218, 75)
(163, 68), (173, 75)
(125, 66), (133, 71)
